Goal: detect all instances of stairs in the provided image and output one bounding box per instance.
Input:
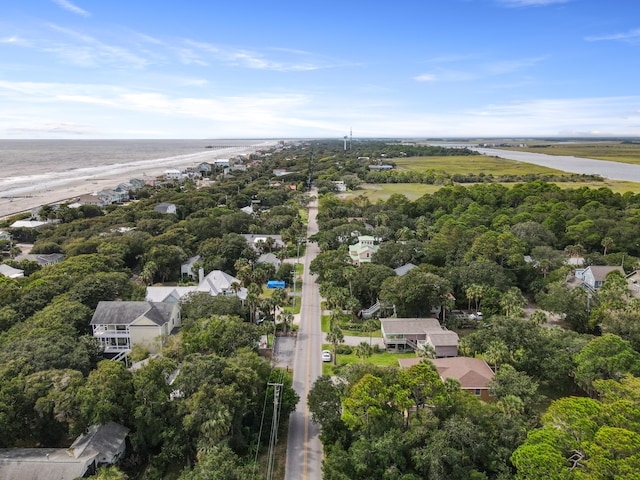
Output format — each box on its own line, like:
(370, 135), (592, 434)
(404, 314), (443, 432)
(360, 300), (381, 319)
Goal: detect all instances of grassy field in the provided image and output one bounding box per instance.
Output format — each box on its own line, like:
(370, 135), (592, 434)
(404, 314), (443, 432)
(501, 141), (640, 165)
(393, 155), (564, 175)
(340, 178), (640, 202)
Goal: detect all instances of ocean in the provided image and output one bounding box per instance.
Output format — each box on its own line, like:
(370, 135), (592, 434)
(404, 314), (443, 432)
(0, 139), (271, 197)
(0, 139), (276, 218)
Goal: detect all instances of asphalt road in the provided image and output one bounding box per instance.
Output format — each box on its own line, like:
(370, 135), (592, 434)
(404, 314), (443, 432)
(284, 190), (324, 480)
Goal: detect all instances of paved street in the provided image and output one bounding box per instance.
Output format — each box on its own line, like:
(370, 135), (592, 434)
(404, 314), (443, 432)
(284, 190), (323, 480)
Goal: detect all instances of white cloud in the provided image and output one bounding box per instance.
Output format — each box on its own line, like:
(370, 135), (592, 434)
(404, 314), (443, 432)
(414, 73), (437, 82)
(51, 0), (90, 17)
(497, 0), (571, 6)
(183, 39), (325, 71)
(585, 29), (640, 44)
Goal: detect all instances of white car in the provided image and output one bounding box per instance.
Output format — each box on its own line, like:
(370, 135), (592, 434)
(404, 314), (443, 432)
(469, 312), (483, 320)
(322, 350), (332, 362)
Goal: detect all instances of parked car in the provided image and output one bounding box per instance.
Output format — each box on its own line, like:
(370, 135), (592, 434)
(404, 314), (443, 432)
(469, 312), (483, 321)
(322, 350), (332, 362)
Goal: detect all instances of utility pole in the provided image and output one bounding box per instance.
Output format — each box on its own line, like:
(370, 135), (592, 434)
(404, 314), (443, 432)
(266, 382), (283, 480)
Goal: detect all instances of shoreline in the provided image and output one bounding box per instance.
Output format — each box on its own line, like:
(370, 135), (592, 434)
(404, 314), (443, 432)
(0, 142), (276, 220)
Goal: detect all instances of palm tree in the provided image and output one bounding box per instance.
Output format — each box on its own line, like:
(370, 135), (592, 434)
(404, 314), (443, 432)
(354, 341), (372, 364)
(326, 325), (344, 366)
(363, 318), (378, 347)
(601, 236), (614, 256)
(466, 284), (485, 313)
(278, 310), (294, 335)
(140, 261), (157, 286)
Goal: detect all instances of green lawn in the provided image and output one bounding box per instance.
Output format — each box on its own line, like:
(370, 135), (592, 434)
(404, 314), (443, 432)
(321, 344), (418, 375)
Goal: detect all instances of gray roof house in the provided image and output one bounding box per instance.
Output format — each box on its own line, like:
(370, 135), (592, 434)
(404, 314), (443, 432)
(146, 269), (247, 303)
(574, 265), (625, 291)
(154, 202), (177, 214)
(257, 252), (281, 270)
(0, 422), (129, 480)
(380, 317), (459, 357)
(394, 263), (417, 276)
(91, 301), (181, 355)
(15, 253), (64, 266)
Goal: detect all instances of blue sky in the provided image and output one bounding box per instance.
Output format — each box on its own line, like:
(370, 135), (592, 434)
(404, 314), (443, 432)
(1, 0), (639, 139)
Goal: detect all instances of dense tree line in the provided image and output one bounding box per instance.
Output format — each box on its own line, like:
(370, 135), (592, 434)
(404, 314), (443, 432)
(305, 149), (640, 479)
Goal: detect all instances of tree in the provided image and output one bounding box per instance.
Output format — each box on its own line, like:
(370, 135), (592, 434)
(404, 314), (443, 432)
(601, 236), (614, 256)
(466, 284), (485, 313)
(75, 360), (134, 432)
(573, 334), (640, 395)
(500, 287), (527, 318)
(354, 341), (372, 364)
(326, 325), (344, 366)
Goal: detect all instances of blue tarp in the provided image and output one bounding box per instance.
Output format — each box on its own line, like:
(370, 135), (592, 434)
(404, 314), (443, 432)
(267, 280), (286, 289)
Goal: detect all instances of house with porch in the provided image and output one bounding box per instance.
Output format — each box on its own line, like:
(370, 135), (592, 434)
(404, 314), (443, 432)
(90, 301), (181, 355)
(380, 317), (458, 357)
(398, 357), (495, 401)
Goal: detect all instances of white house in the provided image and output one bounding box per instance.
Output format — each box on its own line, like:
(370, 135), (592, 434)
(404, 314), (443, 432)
(146, 269), (247, 303)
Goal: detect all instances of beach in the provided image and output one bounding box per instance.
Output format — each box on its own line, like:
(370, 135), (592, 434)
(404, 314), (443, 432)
(0, 140), (277, 219)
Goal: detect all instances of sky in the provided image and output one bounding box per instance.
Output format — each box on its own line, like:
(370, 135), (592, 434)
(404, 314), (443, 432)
(1, 0), (639, 139)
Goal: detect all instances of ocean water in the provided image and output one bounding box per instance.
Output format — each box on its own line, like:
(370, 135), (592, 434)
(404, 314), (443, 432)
(0, 139), (271, 197)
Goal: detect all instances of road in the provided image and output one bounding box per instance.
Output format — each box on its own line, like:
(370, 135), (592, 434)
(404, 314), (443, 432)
(284, 189), (324, 480)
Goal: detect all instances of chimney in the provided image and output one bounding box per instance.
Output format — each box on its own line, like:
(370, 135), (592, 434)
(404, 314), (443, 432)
(198, 267), (204, 283)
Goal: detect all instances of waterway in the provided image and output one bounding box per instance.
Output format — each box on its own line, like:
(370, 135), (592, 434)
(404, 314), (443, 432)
(472, 147), (640, 182)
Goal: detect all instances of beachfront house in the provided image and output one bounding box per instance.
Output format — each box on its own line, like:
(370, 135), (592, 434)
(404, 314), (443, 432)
(90, 301), (181, 355)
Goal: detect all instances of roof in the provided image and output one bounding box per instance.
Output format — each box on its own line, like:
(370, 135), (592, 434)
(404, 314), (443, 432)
(153, 202), (176, 213)
(69, 422), (129, 461)
(394, 263), (417, 276)
(0, 264), (24, 278)
(398, 357), (494, 389)
(257, 252), (281, 266)
(587, 265), (625, 282)
(145, 270), (246, 302)
(427, 331), (460, 346)
(90, 301), (177, 326)
(0, 448), (94, 480)
(10, 220), (48, 228)
(380, 317), (443, 335)
(15, 253), (64, 266)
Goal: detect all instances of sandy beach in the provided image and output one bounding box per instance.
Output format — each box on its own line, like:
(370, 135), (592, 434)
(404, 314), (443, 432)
(0, 142), (276, 219)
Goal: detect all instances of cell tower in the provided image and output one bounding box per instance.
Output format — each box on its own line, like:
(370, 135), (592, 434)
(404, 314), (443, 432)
(343, 135), (348, 151)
